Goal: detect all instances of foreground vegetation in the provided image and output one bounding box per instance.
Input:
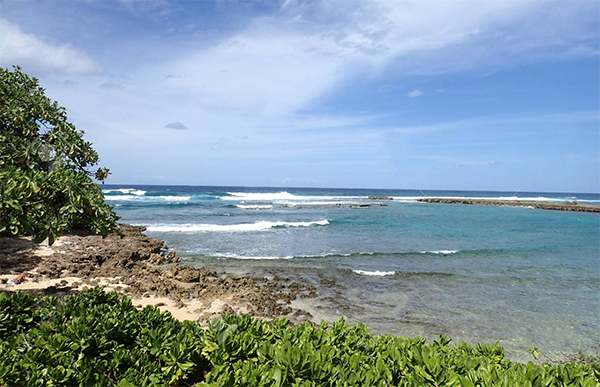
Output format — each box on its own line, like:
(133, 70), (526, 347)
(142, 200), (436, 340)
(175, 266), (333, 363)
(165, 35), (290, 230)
(0, 288), (597, 386)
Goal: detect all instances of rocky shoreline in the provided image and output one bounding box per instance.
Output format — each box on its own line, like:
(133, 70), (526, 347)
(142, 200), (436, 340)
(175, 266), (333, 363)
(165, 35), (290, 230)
(0, 224), (316, 324)
(417, 198), (600, 213)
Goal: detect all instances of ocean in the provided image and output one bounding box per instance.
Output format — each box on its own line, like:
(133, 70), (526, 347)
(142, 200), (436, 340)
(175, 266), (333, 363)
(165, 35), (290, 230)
(102, 185), (600, 361)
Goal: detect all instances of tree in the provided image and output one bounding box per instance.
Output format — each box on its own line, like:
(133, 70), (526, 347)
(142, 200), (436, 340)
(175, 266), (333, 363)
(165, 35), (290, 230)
(0, 66), (120, 244)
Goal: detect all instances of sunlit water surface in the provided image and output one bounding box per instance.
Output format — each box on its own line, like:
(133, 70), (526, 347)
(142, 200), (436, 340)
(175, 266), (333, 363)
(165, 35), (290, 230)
(104, 185), (600, 361)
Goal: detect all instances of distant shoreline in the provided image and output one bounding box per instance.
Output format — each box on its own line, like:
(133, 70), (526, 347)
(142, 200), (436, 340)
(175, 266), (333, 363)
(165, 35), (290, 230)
(417, 198), (600, 213)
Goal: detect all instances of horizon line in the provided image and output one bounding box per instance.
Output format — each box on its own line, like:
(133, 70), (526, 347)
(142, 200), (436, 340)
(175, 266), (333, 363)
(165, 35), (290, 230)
(98, 183), (600, 196)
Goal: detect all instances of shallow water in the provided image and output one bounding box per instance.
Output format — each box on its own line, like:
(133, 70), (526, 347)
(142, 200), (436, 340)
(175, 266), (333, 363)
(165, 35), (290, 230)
(104, 185), (600, 361)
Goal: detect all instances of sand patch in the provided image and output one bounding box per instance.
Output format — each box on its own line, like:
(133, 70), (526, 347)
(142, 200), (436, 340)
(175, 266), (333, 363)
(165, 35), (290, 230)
(0, 224), (315, 324)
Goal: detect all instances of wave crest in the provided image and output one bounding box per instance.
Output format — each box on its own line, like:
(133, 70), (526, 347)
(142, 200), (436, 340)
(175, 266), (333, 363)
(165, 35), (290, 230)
(105, 195), (191, 201)
(145, 219), (329, 232)
(222, 191), (295, 201)
(236, 204), (273, 210)
(103, 188), (146, 196)
(352, 270), (396, 276)
(212, 253), (294, 260)
(221, 191), (365, 202)
(419, 250), (459, 255)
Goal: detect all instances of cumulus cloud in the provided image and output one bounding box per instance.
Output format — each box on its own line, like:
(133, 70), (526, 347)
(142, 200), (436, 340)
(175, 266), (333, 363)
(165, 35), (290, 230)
(407, 90), (424, 98)
(164, 122), (188, 130)
(0, 18), (102, 75)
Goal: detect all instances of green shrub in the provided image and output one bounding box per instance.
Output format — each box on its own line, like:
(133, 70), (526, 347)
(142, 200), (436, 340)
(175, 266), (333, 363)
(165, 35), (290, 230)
(0, 66), (120, 244)
(0, 288), (208, 386)
(0, 288), (598, 386)
(199, 317), (599, 387)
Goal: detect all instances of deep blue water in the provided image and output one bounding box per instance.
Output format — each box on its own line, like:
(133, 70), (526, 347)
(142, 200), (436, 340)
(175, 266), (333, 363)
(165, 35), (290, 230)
(103, 185), (600, 360)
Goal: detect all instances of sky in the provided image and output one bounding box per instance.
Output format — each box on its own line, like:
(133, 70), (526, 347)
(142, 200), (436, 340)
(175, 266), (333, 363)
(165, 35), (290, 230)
(1, 0), (599, 193)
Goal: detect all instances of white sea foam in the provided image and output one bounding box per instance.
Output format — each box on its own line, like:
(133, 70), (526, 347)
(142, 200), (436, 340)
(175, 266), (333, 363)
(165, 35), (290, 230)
(221, 191), (365, 202)
(223, 191), (296, 201)
(159, 196), (191, 201)
(104, 195), (190, 201)
(390, 199), (420, 203)
(277, 201), (355, 207)
(103, 188), (146, 196)
(236, 204), (273, 210)
(292, 252), (354, 258)
(218, 251), (370, 259)
(393, 195), (593, 203)
(145, 219), (329, 232)
(104, 195), (137, 201)
(214, 253), (294, 260)
(352, 270), (396, 276)
(419, 250), (459, 255)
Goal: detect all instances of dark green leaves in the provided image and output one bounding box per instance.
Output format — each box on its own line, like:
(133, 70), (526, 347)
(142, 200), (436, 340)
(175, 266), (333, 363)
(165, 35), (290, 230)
(0, 288), (208, 386)
(0, 66), (120, 244)
(199, 316), (599, 386)
(0, 288), (598, 386)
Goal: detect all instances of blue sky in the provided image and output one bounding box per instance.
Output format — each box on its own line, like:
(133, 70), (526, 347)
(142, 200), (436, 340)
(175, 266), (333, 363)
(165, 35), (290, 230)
(1, 0), (598, 192)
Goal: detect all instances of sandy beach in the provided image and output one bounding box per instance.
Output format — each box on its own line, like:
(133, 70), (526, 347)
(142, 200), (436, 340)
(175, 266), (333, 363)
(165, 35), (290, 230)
(0, 224), (316, 324)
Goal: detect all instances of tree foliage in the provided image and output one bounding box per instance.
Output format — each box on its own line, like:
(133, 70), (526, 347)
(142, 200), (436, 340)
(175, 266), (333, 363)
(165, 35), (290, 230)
(0, 66), (120, 244)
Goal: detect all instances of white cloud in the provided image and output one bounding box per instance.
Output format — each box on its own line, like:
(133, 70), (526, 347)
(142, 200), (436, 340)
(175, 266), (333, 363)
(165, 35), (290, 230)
(8, 0), (595, 190)
(389, 110), (600, 135)
(279, 0), (599, 74)
(407, 89), (424, 98)
(152, 32), (346, 117)
(0, 18), (102, 75)
(9, 0), (594, 119)
(130, 0), (597, 119)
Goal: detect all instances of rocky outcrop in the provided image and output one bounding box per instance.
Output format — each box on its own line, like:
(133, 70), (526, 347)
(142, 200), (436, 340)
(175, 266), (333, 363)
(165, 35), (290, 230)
(0, 224), (316, 322)
(416, 198), (600, 213)
(368, 195), (393, 200)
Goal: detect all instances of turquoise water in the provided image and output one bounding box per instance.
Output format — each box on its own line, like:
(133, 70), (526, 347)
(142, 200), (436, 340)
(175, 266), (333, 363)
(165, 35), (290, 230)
(103, 185), (600, 361)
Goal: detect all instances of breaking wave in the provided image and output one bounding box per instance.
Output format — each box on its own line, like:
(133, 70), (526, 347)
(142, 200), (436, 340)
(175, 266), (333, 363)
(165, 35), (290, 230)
(236, 204), (273, 210)
(189, 249), (472, 260)
(419, 250), (459, 255)
(103, 188), (146, 196)
(145, 219), (330, 232)
(105, 195), (191, 201)
(220, 191), (365, 202)
(211, 253), (294, 260)
(352, 270), (396, 276)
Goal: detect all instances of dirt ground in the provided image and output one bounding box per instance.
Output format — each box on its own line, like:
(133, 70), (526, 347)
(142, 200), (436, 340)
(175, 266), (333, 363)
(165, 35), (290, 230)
(0, 224), (316, 324)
